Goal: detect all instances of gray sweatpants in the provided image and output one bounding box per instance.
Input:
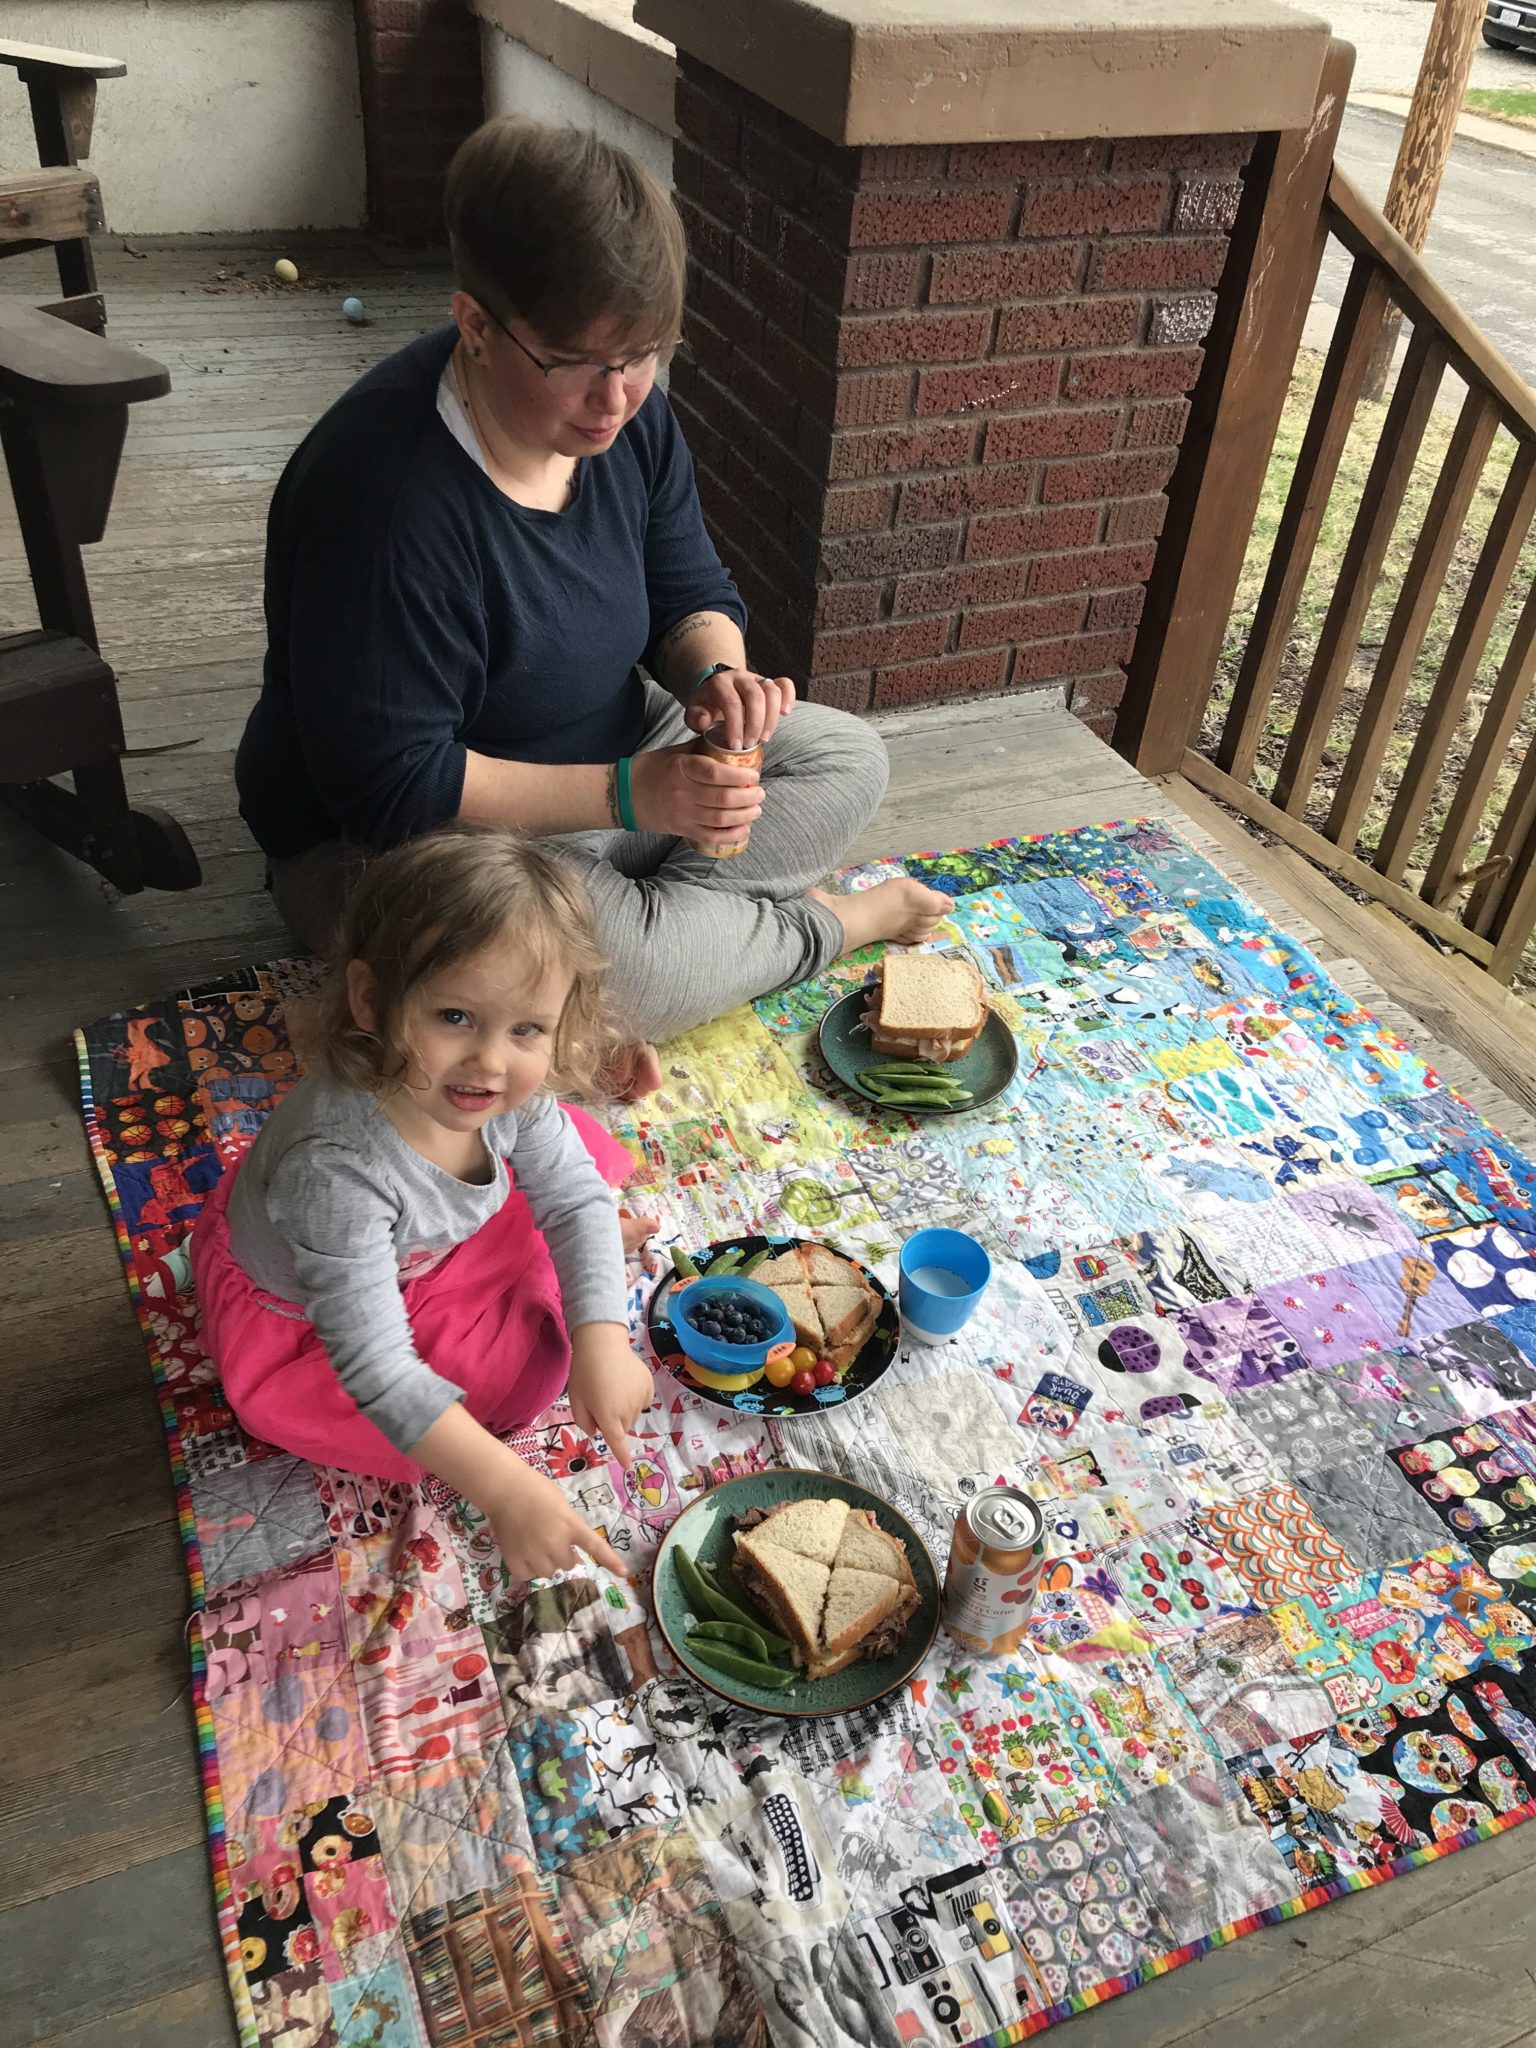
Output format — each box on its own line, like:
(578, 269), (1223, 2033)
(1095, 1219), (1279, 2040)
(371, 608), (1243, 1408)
(269, 683), (889, 1042)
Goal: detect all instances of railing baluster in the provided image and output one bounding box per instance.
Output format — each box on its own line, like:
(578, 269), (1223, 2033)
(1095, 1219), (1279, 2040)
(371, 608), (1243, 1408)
(1374, 445), (1536, 882)
(1422, 576), (1536, 911)
(1271, 325), (1447, 817)
(1469, 730), (1536, 937)
(1489, 805), (1536, 983)
(1326, 387), (1499, 850)
(1214, 256), (1391, 784)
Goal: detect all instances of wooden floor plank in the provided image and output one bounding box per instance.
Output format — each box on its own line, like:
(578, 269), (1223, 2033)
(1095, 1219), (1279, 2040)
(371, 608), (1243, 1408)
(3, 1520), (190, 1679)
(1, 1846), (230, 2043)
(40, 1978), (240, 2048)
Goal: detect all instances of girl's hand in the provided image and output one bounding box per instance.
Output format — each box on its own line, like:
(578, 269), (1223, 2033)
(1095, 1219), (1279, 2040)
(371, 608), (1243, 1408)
(685, 667), (796, 750)
(485, 1457), (628, 1582)
(627, 742), (763, 839)
(568, 1323), (655, 1470)
(618, 1206), (660, 1255)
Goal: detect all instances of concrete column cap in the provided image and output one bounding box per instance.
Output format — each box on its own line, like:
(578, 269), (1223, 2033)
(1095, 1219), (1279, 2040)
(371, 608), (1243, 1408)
(635, 0), (1333, 146)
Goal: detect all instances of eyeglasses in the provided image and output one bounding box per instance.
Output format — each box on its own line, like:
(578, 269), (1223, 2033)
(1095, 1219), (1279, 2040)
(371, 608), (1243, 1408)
(478, 302), (677, 394)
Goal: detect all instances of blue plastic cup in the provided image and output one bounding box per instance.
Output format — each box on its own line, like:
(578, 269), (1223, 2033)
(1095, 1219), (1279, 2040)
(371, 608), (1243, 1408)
(898, 1228), (992, 1344)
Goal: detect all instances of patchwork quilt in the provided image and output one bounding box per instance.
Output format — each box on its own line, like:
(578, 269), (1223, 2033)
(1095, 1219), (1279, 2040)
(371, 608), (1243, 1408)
(78, 819), (1536, 2048)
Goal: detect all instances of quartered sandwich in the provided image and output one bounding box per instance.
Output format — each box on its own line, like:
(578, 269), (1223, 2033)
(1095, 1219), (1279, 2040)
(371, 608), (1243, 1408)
(732, 1497), (920, 1679)
(752, 1243), (882, 1367)
(866, 951), (987, 1062)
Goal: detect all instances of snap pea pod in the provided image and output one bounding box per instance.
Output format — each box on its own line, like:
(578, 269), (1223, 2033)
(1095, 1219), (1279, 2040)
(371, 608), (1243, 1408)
(670, 1245), (700, 1279)
(686, 1619), (777, 1662)
(860, 1061), (954, 1080)
(860, 1081), (966, 1097)
(685, 1639), (796, 1688)
(694, 1559), (794, 1654)
(704, 1245), (745, 1276)
(673, 1548), (792, 1653)
(739, 1247), (772, 1275)
(870, 1086), (974, 1108)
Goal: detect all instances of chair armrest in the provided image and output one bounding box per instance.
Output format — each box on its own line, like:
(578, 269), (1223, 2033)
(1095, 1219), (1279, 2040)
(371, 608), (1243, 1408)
(0, 38), (126, 80)
(0, 301), (167, 404)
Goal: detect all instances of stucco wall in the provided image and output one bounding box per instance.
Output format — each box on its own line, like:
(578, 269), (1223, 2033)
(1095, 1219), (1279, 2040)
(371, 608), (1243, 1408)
(0, 1), (366, 233)
(478, 20), (672, 195)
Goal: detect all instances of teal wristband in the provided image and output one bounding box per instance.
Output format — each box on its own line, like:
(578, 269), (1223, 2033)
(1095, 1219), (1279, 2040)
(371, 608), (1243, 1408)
(616, 755), (638, 833)
(691, 659), (733, 695)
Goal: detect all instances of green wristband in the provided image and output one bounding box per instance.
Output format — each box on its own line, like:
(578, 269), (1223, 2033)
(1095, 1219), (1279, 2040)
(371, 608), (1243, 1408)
(616, 755), (638, 833)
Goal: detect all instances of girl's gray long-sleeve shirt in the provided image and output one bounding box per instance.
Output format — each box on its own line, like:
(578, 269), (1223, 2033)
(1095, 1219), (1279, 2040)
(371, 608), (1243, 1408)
(222, 1071), (627, 1450)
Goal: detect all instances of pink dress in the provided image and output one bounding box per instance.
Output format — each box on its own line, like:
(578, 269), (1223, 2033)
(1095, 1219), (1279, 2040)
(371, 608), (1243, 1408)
(191, 1103), (634, 1482)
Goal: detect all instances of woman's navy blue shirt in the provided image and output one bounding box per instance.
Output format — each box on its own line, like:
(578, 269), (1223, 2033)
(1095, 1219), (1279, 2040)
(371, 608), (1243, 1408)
(237, 324), (745, 858)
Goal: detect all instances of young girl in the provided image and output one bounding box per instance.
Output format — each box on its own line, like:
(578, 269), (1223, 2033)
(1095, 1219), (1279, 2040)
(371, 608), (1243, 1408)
(192, 823), (653, 1584)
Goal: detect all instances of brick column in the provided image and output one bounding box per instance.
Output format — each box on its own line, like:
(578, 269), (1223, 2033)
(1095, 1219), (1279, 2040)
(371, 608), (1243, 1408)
(354, 0), (484, 244)
(667, 68), (1250, 737)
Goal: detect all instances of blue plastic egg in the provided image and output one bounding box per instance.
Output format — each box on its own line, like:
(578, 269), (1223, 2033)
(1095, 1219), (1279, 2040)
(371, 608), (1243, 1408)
(342, 296), (367, 325)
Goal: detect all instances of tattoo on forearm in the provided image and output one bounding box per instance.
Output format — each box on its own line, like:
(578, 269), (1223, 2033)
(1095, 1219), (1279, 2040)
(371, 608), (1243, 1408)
(654, 611), (719, 674)
(605, 761), (622, 829)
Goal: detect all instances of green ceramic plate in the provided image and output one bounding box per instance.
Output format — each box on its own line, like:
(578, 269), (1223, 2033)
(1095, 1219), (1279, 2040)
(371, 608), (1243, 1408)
(817, 985), (1019, 1116)
(652, 1468), (941, 1718)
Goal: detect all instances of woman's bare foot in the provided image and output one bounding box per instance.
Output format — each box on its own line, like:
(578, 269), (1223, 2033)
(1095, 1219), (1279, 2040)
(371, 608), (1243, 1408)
(601, 1041), (664, 1103)
(618, 1207), (661, 1255)
(810, 879), (950, 955)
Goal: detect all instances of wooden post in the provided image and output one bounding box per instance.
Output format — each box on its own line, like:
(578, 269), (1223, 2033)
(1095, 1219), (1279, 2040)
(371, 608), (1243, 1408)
(1114, 40), (1353, 778)
(1362, 0), (1484, 399)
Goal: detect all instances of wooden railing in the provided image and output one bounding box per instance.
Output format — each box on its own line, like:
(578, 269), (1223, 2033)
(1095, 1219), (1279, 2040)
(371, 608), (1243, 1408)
(1119, 40), (1536, 984)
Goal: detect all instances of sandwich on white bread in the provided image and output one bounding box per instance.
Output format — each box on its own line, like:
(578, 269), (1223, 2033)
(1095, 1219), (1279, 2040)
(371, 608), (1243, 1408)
(814, 1283), (879, 1361)
(865, 951), (986, 1062)
(732, 1497), (919, 1679)
(754, 1242), (884, 1367)
(773, 1284), (825, 1353)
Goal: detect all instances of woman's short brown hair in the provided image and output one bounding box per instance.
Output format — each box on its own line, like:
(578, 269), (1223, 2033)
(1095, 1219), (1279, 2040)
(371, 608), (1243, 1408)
(306, 823), (614, 1100)
(445, 116), (685, 351)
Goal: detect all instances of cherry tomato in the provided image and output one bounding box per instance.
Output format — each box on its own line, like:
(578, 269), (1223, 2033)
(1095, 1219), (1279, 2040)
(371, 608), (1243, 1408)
(813, 1360), (839, 1386)
(789, 1346), (816, 1372)
(791, 1368), (817, 1396)
(764, 1354), (798, 1388)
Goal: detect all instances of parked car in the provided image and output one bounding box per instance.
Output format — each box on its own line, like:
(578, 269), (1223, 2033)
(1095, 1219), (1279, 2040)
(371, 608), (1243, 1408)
(1485, 0), (1536, 52)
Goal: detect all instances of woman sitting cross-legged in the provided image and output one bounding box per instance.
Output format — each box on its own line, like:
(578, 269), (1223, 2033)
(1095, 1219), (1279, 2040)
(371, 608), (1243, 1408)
(235, 115), (947, 1093)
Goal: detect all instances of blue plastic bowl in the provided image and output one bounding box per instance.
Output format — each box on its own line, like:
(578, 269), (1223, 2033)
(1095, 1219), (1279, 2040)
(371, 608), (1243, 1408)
(670, 1276), (795, 1375)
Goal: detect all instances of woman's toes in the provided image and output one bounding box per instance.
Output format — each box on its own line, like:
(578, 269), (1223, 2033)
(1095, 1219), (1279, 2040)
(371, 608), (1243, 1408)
(602, 1041), (664, 1103)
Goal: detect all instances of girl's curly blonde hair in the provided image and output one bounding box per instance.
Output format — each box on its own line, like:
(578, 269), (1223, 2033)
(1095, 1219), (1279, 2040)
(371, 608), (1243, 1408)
(306, 823), (614, 1100)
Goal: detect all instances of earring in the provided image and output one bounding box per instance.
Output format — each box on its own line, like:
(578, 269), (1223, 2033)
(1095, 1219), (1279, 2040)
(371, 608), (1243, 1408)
(471, 345), (482, 358)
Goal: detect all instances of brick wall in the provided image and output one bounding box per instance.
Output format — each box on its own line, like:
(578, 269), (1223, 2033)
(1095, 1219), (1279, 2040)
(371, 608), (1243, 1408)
(354, 0), (484, 244)
(668, 56), (1251, 737)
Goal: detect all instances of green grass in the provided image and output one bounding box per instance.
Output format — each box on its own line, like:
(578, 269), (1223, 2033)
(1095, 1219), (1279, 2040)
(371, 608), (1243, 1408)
(1204, 347), (1536, 989)
(1462, 87), (1536, 131)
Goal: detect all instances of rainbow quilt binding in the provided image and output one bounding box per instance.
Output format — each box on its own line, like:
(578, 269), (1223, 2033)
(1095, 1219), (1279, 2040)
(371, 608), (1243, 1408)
(74, 818), (1536, 2048)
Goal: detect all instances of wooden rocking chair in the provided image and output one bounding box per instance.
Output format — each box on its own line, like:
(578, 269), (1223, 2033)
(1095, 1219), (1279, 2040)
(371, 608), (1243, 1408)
(0, 40), (199, 893)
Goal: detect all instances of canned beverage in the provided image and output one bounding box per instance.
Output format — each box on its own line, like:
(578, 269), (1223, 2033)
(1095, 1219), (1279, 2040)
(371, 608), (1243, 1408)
(688, 730), (764, 858)
(943, 1486), (1047, 1655)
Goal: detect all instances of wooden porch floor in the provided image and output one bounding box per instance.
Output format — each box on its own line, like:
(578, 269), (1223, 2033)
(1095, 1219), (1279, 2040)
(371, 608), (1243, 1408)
(3, 244), (1535, 2048)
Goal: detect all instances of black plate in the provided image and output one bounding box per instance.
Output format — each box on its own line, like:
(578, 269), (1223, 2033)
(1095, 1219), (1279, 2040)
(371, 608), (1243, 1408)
(646, 1234), (898, 1420)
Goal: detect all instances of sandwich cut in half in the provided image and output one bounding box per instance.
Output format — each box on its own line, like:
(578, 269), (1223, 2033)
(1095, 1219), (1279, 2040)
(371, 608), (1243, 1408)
(732, 1496), (920, 1680)
(866, 951), (987, 1063)
(753, 1242), (884, 1369)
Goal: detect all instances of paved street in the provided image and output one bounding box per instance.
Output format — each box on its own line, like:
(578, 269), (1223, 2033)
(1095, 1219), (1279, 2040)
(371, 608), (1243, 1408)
(1316, 103), (1536, 383)
(1307, 0), (1533, 90)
